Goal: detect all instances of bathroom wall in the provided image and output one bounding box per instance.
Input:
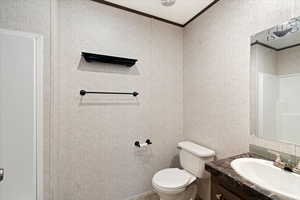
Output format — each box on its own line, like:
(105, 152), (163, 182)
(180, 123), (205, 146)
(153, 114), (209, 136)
(277, 46), (300, 75)
(252, 45), (277, 75)
(53, 0), (183, 200)
(251, 45), (300, 76)
(183, 0), (299, 160)
(0, 1), (52, 200)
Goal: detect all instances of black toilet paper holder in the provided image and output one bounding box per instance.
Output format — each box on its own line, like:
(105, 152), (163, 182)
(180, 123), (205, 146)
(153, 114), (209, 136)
(134, 139), (152, 148)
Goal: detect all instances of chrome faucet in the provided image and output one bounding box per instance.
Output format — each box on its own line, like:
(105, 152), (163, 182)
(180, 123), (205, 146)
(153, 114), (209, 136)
(269, 150), (300, 175)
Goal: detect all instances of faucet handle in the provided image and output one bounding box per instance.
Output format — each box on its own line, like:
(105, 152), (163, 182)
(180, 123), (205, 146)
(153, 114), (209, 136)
(292, 160), (300, 175)
(268, 150), (281, 162)
(296, 160), (300, 169)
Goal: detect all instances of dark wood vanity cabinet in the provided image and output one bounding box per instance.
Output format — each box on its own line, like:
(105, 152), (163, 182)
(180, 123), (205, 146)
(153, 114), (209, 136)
(211, 175), (242, 200)
(210, 174), (270, 200)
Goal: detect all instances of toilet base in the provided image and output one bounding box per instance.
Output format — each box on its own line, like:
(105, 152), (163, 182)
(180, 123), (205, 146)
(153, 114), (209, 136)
(155, 183), (197, 200)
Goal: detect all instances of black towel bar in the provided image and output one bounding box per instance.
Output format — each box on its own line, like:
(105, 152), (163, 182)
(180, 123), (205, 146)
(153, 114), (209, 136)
(80, 90), (139, 97)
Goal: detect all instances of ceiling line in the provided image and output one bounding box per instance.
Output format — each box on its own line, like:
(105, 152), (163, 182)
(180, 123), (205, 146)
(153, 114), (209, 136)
(184, 0), (220, 27)
(91, 0), (221, 28)
(92, 0), (184, 27)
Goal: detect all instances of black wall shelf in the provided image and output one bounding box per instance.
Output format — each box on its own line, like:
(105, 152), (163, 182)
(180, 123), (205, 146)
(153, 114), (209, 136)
(82, 52), (137, 67)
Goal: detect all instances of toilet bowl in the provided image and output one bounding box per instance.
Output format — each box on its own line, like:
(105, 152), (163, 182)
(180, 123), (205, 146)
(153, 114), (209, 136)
(152, 141), (215, 200)
(152, 168), (197, 200)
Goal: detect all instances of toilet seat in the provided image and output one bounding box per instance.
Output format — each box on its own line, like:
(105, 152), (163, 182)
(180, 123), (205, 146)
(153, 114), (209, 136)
(152, 168), (196, 192)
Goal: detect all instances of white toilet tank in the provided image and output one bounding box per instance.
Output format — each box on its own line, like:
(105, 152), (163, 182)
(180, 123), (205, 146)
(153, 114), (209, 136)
(178, 141), (215, 179)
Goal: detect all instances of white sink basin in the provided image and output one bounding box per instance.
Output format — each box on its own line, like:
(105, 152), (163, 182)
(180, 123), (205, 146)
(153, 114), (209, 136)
(231, 158), (300, 200)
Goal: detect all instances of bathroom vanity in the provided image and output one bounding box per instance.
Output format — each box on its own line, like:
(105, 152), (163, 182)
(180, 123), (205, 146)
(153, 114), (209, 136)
(205, 154), (295, 200)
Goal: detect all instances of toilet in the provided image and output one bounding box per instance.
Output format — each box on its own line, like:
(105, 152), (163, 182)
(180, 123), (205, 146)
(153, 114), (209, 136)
(152, 141), (215, 200)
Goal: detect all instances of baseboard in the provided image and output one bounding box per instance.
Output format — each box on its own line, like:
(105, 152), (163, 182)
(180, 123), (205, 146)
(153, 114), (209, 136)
(125, 191), (158, 200)
(124, 189), (202, 200)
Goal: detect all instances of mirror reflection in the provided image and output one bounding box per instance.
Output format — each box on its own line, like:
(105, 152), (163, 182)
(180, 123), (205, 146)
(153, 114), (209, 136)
(250, 17), (300, 145)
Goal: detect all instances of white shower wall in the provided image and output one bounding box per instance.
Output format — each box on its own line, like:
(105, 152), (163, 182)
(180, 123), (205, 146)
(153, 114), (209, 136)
(258, 73), (278, 141)
(278, 74), (300, 143)
(258, 73), (300, 144)
(276, 46), (300, 141)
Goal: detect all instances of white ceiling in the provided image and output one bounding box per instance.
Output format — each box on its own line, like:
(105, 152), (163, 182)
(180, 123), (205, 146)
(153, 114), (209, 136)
(103, 0), (215, 25)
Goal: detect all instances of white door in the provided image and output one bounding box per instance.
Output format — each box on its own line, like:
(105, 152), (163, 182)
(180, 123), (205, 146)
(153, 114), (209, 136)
(0, 29), (43, 200)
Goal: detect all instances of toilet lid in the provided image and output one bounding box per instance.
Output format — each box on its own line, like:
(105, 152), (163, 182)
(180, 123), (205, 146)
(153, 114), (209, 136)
(152, 168), (195, 190)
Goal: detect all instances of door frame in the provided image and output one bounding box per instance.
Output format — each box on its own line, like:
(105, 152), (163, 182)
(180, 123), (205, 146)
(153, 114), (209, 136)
(0, 28), (44, 200)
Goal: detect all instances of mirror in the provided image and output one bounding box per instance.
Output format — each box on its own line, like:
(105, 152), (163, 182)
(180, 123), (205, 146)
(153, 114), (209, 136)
(250, 17), (300, 145)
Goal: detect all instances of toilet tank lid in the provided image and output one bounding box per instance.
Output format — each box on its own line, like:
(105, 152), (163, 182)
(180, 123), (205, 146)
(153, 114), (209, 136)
(178, 141), (215, 157)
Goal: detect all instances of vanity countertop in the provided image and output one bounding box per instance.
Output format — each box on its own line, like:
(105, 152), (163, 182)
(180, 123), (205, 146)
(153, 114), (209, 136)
(205, 153), (295, 200)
